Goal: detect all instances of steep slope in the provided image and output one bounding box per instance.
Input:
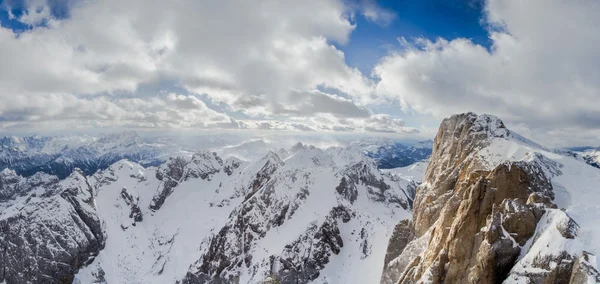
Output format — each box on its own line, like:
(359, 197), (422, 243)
(0, 169), (105, 284)
(182, 147), (414, 284)
(381, 113), (600, 284)
(66, 146), (416, 284)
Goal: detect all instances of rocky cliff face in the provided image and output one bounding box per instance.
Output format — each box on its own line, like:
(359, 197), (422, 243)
(381, 113), (600, 284)
(0, 169), (105, 284)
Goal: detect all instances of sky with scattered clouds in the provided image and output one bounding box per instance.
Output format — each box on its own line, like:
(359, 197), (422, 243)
(0, 0), (599, 147)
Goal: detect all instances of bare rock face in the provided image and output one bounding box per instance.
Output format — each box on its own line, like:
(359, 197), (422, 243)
(270, 213), (345, 284)
(380, 220), (415, 284)
(399, 161), (551, 283)
(149, 156), (188, 211)
(120, 187), (143, 223)
(570, 252), (600, 283)
(383, 113), (586, 284)
(412, 113), (513, 237)
(338, 161), (414, 209)
(0, 170), (105, 284)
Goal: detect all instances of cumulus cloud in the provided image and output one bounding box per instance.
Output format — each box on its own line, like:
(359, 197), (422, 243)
(372, 0), (600, 145)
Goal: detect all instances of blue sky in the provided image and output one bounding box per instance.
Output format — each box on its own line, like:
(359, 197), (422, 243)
(341, 0), (489, 74)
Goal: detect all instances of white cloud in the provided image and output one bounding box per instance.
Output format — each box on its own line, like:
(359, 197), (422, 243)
(351, 0), (396, 27)
(5, 0), (600, 146)
(372, 0), (600, 146)
(276, 90), (371, 118)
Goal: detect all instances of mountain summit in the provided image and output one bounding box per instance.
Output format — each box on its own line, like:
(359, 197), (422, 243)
(381, 112), (600, 284)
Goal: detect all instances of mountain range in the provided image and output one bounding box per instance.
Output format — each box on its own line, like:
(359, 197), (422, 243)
(0, 132), (193, 179)
(0, 132), (433, 180)
(1, 113), (599, 283)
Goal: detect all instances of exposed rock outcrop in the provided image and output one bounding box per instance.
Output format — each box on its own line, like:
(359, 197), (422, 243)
(382, 113), (596, 284)
(120, 187), (143, 224)
(0, 170), (105, 284)
(380, 220), (415, 284)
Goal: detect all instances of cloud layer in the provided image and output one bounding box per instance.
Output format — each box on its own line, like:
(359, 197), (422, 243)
(0, 0), (415, 134)
(2, 0), (600, 146)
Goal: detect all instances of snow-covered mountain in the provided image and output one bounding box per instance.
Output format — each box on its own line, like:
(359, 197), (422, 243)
(212, 137), (433, 169)
(0, 132), (193, 179)
(2, 112), (600, 284)
(0, 132), (433, 180)
(0, 141), (418, 284)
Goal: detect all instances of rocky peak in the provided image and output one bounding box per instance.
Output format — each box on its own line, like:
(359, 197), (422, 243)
(416, 113), (513, 235)
(381, 112), (592, 284)
(467, 112), (511, 139)
(186, 151), (224, 180)
(291, 142), (306, 153)
(150, 156), (188, 211)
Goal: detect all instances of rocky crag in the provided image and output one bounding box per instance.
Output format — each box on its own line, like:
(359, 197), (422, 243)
(0, 169), (105, 283)
(381, 113), (600, 284)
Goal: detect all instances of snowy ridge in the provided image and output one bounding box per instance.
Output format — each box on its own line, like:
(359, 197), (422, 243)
(579, 148), (600, 169)
(63, 143), (418, 284)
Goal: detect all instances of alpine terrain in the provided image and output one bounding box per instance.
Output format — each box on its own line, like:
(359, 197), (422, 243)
(0, 113), (599, 284)
(0, 139), (418, 283)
